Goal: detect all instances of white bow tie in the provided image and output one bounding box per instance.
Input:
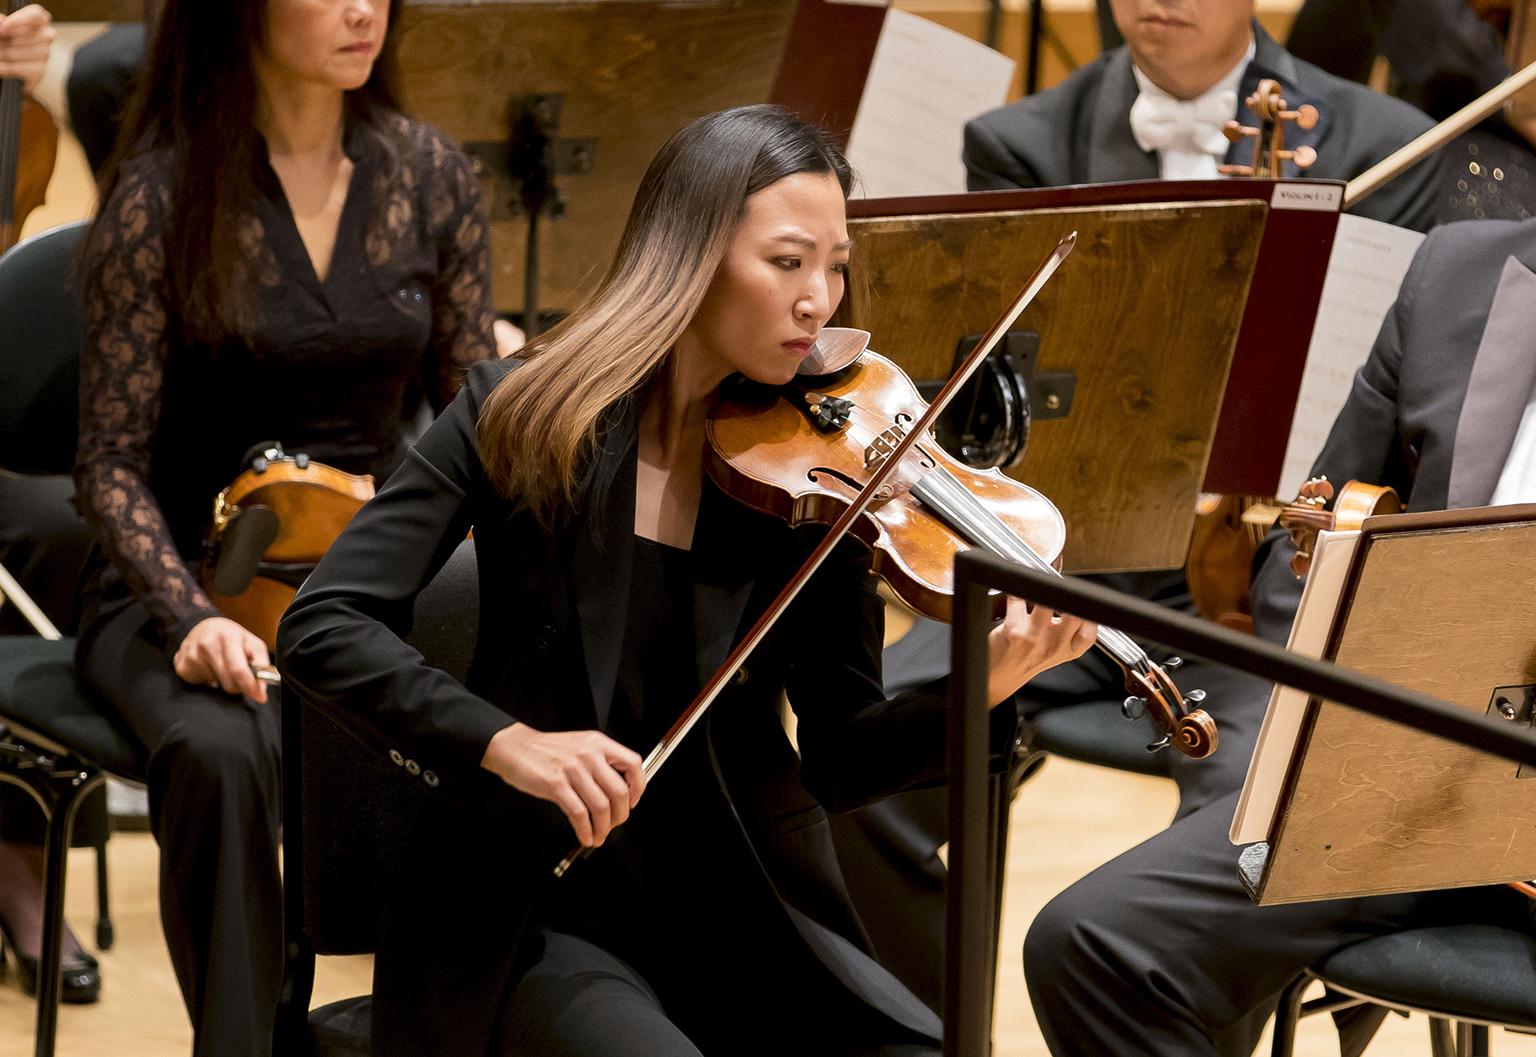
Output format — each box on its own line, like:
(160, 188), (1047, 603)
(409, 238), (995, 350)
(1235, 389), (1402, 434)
(1129, 88), (1237, 157)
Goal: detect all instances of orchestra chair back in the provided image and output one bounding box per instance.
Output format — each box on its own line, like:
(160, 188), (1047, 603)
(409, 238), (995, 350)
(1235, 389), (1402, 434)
(1271, 925), (1536, 1056)
(276, 538), (478, 1057)
(0, 219), (149, 1057)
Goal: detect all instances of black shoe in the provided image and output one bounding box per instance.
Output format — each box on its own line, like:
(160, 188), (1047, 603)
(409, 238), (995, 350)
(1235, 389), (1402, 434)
(0, 916), (101, 1004)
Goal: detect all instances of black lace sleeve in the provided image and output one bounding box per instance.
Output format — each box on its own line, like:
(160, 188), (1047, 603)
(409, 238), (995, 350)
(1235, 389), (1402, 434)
(423, 134), (496, 410)
(74, 158), (221, 647)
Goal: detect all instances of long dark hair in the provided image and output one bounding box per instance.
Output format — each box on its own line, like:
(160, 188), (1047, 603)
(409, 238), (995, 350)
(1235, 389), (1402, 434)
(476, 104), (854, 528)
(88, 0), (405, 343)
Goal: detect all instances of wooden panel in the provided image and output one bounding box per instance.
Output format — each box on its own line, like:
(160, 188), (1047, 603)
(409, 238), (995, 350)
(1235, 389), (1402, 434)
(841, 199), (1266, 572)
(1261, 513), (1536, 903)
(396, 1), (800, 314)
(850, 181), (1344, 496)
(46, 0), (149, 20)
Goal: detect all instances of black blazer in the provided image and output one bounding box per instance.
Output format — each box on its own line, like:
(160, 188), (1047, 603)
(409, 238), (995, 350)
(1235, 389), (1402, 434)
(277, 359), (1010, 1056)
(964, 23), (1441, 233)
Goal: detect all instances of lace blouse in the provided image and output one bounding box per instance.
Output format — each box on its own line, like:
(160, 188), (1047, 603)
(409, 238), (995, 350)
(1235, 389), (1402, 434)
(74, 115), (496, 647)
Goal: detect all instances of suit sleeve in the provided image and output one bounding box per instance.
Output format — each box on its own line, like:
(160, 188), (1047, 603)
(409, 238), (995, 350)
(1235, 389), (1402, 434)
(785, 537), (1019, 811)
(1249, 225), (1433, 643)
(277, 361), (516, 794)
(1338, 97), (1440, 234)
(963, 114), (1044, 192)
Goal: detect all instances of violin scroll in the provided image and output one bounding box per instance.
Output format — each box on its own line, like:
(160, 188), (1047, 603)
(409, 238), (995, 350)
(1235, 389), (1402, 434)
(1127, 663), (1218, 759)
(1220, 79), (1320, 178)
(1278, 475), (1402, 577)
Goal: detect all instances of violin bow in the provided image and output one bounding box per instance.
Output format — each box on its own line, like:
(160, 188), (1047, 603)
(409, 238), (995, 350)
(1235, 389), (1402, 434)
(1347, 57), (1536, 207)
(553, 232), (1077, 877)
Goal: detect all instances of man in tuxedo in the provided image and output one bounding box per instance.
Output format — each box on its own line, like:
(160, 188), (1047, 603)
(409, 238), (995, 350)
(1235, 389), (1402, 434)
(951, 0), (1459, 811)
(964, 0), (1442, 232)
(1025, 216), (1536, 1056)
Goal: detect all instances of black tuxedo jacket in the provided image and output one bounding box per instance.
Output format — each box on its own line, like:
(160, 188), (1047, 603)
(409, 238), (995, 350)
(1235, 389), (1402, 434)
(964, 24), (1441, 233)
(277, 358), (1013, 1056)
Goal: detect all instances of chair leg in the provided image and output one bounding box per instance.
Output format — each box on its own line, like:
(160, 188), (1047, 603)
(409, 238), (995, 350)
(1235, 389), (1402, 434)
(1429, 1017), (1458, 1057)
(34, 773), (104, 1057)
(93, 838), (113, 950)
(1270, 973), (1310, 1057)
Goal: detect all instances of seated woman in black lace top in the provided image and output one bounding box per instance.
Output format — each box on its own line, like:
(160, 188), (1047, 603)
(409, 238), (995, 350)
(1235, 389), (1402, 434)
(69, 0), (494, 1051)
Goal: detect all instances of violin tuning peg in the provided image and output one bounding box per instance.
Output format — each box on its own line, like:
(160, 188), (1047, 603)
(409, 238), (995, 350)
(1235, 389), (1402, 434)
(1184, 688), (1207, 704)
(1163, 656), (1183, 671)
(1146, 734), (1173, 753)
(1121, 696), (1147, 721)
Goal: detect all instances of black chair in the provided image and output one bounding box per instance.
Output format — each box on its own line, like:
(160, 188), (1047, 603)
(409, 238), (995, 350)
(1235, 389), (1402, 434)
(276, 539), (479, 1057)
(1272, 924), (1536, 1056)
(0, 221), (150, 1057)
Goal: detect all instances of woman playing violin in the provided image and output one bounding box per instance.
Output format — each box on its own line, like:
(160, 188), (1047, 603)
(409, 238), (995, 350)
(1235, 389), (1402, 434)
(72, 0), (495, 1051)
(278, 104), (1095, 1057)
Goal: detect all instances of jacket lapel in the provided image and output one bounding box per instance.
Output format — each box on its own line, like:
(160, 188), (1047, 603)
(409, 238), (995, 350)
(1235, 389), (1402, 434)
(569, 406), (640, 730)
(1087, 48), (1160, 184)
(1228, 23), (1328, 176)
(1447, 255), (1536, 509)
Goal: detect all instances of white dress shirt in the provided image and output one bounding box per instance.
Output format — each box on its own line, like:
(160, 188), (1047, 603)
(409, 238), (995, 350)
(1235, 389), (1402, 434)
(1491, 392), (1536, 505)
(1130, 40), (1257, 181)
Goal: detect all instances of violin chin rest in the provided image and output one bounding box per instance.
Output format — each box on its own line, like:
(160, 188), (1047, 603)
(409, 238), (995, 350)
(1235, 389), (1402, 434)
(797, 327), (871, 377)
(211, 505), (281, 596)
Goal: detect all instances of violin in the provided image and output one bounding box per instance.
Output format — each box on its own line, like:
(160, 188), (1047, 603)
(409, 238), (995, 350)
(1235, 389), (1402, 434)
(200, 443), (374, 650)
(1275, 475), (1401, 577)
(706, 330), (1217, 761)
(1, 0), (58, 253)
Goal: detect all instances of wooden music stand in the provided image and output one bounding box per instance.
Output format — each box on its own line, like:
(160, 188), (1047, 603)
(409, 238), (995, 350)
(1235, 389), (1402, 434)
(1237, 504), (1536, 904)
(840, 186), (1271, 572)
(394, 0), (884, 314)
(849, 178), (1346, 501)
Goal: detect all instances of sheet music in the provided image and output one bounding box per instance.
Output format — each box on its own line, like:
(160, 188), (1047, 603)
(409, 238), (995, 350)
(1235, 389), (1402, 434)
(844, 9), (1015, 198)
(1276, 215), (1425, 499)
(1230, 529), (1361, 845)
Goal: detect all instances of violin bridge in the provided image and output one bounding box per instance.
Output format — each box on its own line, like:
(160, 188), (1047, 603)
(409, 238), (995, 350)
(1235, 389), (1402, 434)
(864, 424), (908, 468)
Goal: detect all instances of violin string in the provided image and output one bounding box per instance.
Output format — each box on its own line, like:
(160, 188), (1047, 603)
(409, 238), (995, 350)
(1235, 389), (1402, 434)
(911, 464), (1149, 670)
(835, 407), (1151, 671)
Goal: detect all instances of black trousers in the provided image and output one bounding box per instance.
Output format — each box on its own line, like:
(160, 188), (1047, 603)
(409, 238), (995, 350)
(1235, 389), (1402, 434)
(76, 599), (282, 1057)
(497, 928), (940, 1057)
(1024, 789), (1531, 1057)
